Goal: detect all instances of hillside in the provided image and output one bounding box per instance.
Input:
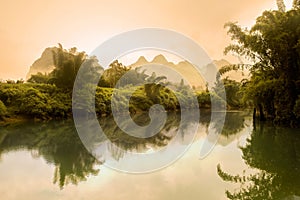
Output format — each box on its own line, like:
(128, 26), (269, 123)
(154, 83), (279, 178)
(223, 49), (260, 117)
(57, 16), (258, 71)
(26, 48), (248, 87)
(128, 55), (248, 89)
(26, 47), (58, 80)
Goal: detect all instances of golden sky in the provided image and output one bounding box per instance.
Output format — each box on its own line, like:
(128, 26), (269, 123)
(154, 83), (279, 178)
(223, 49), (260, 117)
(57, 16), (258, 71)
(0, 0), (292, 80)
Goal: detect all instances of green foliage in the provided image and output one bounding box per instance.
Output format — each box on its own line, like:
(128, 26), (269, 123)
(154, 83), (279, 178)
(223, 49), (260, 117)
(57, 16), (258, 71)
(95, 84), (198, 115)
(98, 65), (168, 90)
(224, 7), (300, 126)
(50, 44), (85, 89)
(1, 40), (256, 121)
(112, 85), (179, 114)
(0, 100), (7, 119)
(99, 60), (130, 88)
(95, 87), (113, 115)
(19, 88), (49, 118)
(217, 64), (241, 78)
(28, 72), (50, 84)
(0, 81), (201, 120)
(49, 44), (102, 91)
(0, 84), (23, 106)
(196, 91), (211, 108)
(214, 78), (244, 109)
(0, 83), (71, 119)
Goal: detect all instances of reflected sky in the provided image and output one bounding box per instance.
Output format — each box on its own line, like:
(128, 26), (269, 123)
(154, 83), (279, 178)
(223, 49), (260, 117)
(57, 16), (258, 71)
(0, 112), (253, 200)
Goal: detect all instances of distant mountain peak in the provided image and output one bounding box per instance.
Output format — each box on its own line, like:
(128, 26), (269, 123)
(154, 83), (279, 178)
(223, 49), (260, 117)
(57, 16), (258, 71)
(213, 59), (231, 67)
(26, 47), (58, 80)
(151, 54), (168, 64)
(136, 56), (148, 64)
(126, 56), (246, 88)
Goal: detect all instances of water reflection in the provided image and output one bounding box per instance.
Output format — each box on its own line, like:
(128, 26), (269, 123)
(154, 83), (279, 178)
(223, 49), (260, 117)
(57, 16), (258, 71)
(99, 112), (181, 152)
(0, 121), (100, 189)
(76, 111), (200, 172)
(218, 122), (300, 199)
(0, 111), (248, 189)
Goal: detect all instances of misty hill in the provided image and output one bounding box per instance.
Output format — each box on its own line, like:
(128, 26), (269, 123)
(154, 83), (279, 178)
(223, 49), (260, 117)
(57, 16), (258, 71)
(206, 59), (248, 82)
(128, 55), (248, 89)
(128, 55), (206, 89)
(26, 47), (57, 80)
(26, 49), (248, 87)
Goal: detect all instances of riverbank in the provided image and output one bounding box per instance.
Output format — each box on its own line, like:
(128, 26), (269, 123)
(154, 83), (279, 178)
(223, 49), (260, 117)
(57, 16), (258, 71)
(0, 82), (233, 125)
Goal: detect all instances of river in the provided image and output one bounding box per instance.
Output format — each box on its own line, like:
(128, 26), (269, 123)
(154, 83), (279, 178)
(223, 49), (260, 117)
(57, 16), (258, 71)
(0, 111), (299, 200)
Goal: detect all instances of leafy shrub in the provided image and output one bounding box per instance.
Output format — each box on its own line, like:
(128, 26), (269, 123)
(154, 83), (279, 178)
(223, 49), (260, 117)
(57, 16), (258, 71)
(0, 100), (7, 119)
(196, 91), (211, 108)
(0, 83), (71, 119)
(95, 87), (113, 115)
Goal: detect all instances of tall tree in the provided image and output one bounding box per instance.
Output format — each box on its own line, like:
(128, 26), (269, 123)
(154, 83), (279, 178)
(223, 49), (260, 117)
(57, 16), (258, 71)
(49, 44), (102, 90)
(224, 7), (300, 126)
(99, 60), (130, 88)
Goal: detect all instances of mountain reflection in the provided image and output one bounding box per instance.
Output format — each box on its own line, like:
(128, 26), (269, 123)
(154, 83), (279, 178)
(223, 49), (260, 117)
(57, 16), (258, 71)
(218, 122), (300, 199)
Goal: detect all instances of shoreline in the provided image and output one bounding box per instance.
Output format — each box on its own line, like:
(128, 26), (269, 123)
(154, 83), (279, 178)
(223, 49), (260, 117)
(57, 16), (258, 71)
(0, 108), (247, 126)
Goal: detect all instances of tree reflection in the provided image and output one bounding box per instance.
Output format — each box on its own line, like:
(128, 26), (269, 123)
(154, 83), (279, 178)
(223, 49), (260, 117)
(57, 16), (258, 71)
(199, 110), (249, 147)
(218, 122), (300, 199)
(98, 111), (199, 161)
(100, 112), (183, 150)
(0, 111), (251, 189)
(220, 112), (248, 136)
(0, 112), (199, 188)
(0, 121), (100, 189)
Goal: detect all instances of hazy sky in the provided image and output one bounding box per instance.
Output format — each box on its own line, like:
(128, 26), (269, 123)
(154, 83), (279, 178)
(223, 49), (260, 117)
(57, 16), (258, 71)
(0, 0), (293, 80)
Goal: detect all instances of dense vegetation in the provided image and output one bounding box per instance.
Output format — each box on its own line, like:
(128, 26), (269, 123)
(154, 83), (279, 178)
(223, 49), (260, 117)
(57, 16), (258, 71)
(0, 81), (221, 121)
(0, 43), (240, 122)
(0, 83), (71, 120)
(1, 1), (299, 127)
(223, 2), (300, 126)
(217, 4), (300, 198)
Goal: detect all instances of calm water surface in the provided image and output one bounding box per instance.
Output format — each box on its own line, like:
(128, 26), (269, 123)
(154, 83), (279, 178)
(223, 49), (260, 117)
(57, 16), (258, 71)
(0, 112), (299, 200)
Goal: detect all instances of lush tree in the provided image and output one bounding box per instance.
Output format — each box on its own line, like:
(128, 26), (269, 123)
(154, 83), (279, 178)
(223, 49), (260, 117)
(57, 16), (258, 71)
(50, 44), (87, 90)
(196, 91), (211, 108)
(224, 7), (300, 126)
(99, 60), (130, 88)
(214, 77), (244, 109)
(143, 72), (167, 104)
